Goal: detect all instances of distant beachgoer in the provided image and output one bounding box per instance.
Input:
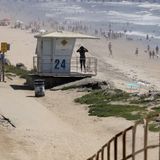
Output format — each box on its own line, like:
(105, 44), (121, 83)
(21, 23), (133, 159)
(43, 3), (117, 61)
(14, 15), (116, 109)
(149, 50), (152, 59)
(146, 34), (149, 40)
(77, 46), (88, 72)
(108, 31), (111, 39)
(147, 45), (150, 52)
(108, 42), (112, 56)
(135, 48), (138, 56)
(152, 50), (155, 59)
(156, 45), (159, 58)
(124, 29), (127, 34)
(156, 46), (159, 52)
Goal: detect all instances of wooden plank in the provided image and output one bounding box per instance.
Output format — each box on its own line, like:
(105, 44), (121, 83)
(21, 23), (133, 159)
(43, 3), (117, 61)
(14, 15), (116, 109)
(107, 141), (111, 160)
(132, 124), (137, 160)
(101, 147), (104, 160)
(96, 149), (101, 160)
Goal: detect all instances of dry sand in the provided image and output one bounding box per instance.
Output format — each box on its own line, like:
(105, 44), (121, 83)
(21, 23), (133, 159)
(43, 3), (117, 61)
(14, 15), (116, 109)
(79, 38), (160, 90)
(0, 26), (36, 69)
(0, 25), (160, 159)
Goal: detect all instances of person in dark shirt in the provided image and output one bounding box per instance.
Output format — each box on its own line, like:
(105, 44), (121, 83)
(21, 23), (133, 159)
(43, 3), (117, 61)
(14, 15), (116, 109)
(77, 46), (88, 72)
(156, 45), (159, 58)
(135, 48), (138, 56)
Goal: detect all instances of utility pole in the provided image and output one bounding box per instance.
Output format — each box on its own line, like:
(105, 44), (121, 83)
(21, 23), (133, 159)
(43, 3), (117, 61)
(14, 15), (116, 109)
(0, 55), (2, 82)
(0, 42), (10, 82)
(2, 53), (5, 82)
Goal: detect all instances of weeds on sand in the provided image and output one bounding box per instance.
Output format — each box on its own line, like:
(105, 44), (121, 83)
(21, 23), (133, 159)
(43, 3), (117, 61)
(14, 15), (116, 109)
(75, 89), (160, 131)
(75, 89), (130, 104)
(88, 104), (146, 120)
(5, 65), (33, 79)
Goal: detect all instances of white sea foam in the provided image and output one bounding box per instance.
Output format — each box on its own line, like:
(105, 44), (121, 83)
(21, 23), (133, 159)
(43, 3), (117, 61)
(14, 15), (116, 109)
(107, 10), (160, 26)
(138, 2), (160, 9)
(108, 11), (141, 19)
(126, 31), (147, 37)
(142, 14), (160, 21)
(121, 1), (138, 5)
(133, 21), (159, 26)
(64, 17), (82, 21)
(107, 1), (138, 6)
(126, 31), (160, 39)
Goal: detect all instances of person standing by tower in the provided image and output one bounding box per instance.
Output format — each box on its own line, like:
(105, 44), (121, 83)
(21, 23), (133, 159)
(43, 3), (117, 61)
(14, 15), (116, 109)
(77, 46), (88, 72)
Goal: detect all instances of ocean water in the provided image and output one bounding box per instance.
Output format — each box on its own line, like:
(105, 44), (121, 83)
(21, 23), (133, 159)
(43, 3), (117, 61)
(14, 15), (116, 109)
(35, 1), (160, 35)
(2, 0), (160, 40)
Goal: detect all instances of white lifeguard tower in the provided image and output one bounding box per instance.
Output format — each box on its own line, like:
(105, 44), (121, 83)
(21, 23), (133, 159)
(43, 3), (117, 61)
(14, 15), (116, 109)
(32, 31), (98, 87)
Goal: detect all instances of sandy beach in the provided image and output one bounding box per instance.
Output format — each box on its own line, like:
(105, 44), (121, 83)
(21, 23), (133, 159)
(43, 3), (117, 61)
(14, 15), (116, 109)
(0, 26), (36, 69)
(0, 14), (160, 160)
(1, 25), (160, 90)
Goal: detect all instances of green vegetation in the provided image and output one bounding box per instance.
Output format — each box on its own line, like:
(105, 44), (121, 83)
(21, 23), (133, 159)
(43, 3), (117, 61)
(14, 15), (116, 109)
(75, 89), (130, 104)
(88, 104), (145, 120)
(149, 123), (160, 132)
(5, 65), (33, 79)
(152, 106), (160, 113)
(75, 89), (160, 127)
(75, 90), (107, 104)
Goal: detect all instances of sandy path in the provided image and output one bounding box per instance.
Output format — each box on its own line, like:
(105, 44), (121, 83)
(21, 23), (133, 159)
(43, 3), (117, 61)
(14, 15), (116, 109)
(1, 80), (159, 160)
(0, 78), (134, 160)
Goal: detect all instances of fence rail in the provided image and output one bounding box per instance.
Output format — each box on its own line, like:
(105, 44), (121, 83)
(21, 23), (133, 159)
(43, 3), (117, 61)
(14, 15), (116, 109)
(70, 57), (97, 75)
(87, 118), (160, 160)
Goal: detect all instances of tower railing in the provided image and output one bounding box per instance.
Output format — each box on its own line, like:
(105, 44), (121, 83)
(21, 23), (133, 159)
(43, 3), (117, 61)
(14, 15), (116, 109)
(33, 56), (97, 76)
(70, 57), (97, 75)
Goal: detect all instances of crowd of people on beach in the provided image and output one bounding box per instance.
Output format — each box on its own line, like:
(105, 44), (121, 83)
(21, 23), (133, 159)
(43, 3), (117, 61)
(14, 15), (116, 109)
(147, 45), (159, 59)
(103, 30), (124, 40)
(134, 44), (159, 59)
(4, 15), (127, 44)
(3, 16), (160, 73)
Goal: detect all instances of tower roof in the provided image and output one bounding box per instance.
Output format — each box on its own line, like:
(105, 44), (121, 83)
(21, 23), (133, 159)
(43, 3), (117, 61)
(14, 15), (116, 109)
(35, 31), (99, 39)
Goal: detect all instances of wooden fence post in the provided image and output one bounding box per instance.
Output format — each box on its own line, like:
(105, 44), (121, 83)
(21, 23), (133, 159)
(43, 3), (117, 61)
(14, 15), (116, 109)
(159, 132), (160, 160)
(101, 147), (104, 160)
(114, 136), (118, 160)
(107, 140), (112, 160)
(122, 131), (126, 160)
(144, 119), (148, 160)
(132, 123), (137, 160)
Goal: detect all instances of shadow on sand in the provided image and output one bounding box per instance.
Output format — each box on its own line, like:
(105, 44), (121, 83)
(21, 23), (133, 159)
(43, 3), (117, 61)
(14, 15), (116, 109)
(10, 84), (31, 90)
(26, 95), (36, 98)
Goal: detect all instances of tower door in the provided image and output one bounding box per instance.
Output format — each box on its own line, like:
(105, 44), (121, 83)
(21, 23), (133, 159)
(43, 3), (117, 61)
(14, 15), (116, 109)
(41, 39), (52, 73)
